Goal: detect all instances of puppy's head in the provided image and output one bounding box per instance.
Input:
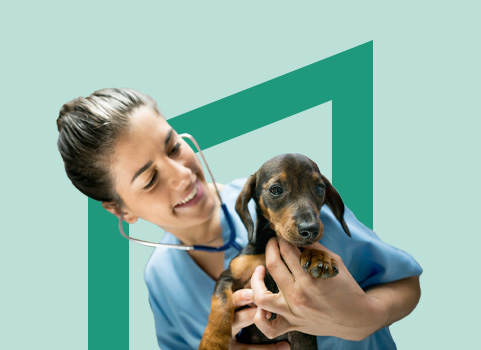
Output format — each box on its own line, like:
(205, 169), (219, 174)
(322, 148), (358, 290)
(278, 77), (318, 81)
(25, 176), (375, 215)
(235, 154), (350, 246)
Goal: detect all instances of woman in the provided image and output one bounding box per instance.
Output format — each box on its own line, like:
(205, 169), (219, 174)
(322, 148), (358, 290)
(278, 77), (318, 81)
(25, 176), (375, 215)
(57, 88), (422, 350)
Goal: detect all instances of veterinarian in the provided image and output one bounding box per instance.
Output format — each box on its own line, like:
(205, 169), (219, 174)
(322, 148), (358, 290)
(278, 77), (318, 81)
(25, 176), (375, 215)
(57, 88), (422, 350)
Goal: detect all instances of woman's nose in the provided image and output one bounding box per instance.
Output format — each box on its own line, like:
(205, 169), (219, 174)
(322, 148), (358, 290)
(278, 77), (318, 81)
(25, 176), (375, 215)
(167, 160), (192, 191)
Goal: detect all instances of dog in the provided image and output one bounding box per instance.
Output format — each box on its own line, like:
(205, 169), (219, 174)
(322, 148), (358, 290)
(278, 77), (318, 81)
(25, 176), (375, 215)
(199, 153), (351, 350)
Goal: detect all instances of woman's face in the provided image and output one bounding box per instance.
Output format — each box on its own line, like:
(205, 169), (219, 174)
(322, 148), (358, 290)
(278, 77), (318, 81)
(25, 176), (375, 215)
(108, 106), (217, 238)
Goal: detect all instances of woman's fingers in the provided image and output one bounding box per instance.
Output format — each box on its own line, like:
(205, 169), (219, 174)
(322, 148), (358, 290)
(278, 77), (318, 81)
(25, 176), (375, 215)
(250, 265), (290, 315)
(269, 237), (304, 283)
(273, 237), (343, 284)
(232, 285), (291, 347)
(253, 306), (291, 341)
(263, 238), (295, 287)
(232, 289), (256, 336)
(232, 307), (257, 337)
(233, 289), (254, 308)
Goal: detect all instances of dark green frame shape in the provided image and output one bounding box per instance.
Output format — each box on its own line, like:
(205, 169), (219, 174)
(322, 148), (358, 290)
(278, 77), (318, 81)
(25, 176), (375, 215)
(88, 41), (373, 348)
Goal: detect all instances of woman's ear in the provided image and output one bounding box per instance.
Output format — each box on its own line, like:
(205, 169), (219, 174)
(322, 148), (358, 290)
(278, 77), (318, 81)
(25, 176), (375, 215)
(101, 201), (139, 224)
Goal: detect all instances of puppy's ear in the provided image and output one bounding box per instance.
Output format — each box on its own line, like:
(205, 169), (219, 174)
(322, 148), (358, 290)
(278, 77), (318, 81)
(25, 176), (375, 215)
(321, 175), (351, 237)
(235, 174), (256, 241)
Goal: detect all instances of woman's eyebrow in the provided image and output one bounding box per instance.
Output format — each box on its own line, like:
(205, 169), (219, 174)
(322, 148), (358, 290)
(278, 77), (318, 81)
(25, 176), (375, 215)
(164, 128), (173, 146)
(131, 161), (154, 184)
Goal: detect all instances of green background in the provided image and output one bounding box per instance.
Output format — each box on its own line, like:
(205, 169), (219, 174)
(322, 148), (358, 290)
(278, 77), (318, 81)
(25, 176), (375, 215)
(1, 1), (480, 349)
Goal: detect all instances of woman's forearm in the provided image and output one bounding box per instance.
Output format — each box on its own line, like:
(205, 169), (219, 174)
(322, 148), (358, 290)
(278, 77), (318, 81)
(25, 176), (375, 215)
(251, 238), (423, 342)
(365, 276), (421, 337)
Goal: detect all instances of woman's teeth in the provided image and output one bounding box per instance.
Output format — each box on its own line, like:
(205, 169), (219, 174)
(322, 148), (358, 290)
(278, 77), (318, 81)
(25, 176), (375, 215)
(178, 184), (198, 206)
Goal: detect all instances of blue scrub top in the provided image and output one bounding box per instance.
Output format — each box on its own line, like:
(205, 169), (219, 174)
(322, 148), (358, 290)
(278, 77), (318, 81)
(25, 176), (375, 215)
(144, 178), (423, 349)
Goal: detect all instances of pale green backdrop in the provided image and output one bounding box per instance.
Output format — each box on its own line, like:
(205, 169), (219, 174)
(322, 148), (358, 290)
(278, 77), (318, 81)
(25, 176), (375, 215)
(1, 1), (480, 349)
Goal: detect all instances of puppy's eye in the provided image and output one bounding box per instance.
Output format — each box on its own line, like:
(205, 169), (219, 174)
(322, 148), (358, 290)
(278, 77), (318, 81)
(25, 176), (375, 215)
(269, 185), (283, 196)
(315, 184), (325, 195)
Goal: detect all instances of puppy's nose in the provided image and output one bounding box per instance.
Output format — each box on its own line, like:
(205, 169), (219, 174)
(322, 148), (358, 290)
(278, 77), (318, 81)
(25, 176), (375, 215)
(297, 222), (320, 240)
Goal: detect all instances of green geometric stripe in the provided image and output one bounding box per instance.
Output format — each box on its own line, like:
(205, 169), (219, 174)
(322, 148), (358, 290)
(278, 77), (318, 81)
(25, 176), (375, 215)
(88, 41), (373, 349)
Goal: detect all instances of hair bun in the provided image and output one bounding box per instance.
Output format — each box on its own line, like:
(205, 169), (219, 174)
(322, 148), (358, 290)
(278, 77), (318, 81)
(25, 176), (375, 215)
(59, 100), (78, 116)
(57, 99), (80, 131)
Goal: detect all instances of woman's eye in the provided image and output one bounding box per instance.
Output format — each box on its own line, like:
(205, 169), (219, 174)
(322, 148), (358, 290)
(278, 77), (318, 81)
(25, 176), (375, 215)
(169, 142), (181, 156)
(143, 170), (158, 190)
(315, 184), (325, 195)
(269, 185), (283, 196)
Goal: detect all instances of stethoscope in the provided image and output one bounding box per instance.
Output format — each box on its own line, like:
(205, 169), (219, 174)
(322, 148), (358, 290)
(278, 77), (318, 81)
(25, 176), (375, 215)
(118, 133), (243, 252)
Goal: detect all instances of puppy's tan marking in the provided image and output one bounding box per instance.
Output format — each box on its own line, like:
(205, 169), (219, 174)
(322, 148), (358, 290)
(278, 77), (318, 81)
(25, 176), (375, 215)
(278, 171), (287, 181)
(258, 195), (270, 221)
(266, 206), (298, 242)
(230, 254), (266, 285)
(199, 290), (235, 350)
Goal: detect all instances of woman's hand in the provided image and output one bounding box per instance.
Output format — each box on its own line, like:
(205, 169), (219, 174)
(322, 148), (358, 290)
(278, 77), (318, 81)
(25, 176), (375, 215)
(250, 237), (420, 341)
(230, 289), (290, 350)
(231, 289), (257, 338)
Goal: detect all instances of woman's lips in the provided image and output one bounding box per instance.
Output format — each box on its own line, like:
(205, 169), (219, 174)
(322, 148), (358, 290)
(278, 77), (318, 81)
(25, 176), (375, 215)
(174, 179), (204, 208)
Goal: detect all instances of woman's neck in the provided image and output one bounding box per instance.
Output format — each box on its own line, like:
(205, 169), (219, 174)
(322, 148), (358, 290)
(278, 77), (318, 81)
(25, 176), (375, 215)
(174, 183), (224, 246)
(173, 183), (226, 280)
(188, 184), (224, 280)
(188, 249), (226, 280)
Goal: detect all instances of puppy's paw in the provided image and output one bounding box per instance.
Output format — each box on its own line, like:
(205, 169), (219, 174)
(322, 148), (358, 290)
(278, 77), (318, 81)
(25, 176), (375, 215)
(300, 249), (339, 279)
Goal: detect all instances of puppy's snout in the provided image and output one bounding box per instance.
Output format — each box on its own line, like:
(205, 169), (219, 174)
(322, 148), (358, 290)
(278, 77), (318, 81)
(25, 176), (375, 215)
(297, 222), (320, 241)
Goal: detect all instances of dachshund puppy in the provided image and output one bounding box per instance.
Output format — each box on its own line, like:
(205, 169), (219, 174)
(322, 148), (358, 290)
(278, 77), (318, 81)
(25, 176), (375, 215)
(199, 153), (351, 350)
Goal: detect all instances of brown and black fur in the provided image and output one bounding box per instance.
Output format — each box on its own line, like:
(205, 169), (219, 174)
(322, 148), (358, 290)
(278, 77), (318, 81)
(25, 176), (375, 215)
(199, 154), (351, 350)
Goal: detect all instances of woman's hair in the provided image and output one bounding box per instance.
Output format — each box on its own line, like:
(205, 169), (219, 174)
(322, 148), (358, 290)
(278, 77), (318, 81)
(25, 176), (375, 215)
(57, 88), (159, 204)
